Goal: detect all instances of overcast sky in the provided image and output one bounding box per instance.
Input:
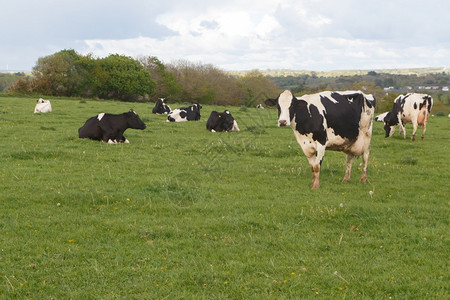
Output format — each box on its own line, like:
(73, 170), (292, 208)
(2, 0), (449, 71)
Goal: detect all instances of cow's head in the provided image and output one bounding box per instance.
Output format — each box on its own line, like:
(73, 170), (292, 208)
(127, 109), (147, 129)
(222, 110), (240, 131)
(383, 111), (398, 138)
(264, 90), (296, 126)
(153, 98), (171, 114)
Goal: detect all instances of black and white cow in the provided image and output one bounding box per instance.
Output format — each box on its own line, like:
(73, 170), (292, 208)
(34, 98), (52, 113)
(167, 103), (202, 122)
(152, 98), (171, 114)
(78, 109), (146, 143)
(377, 93), (433, 141)
(265, 90), (375, 189)
(206, 110), (240, 132)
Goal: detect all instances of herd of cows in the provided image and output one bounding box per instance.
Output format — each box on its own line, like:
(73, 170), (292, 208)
(34, 91), (434, 189)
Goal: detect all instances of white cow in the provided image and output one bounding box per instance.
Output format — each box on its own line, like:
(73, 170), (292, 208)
(34, 98), (52, 113)
(378, 93), (433, 141)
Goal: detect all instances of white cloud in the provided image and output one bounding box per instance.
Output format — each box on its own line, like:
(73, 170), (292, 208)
(1, 0), (449, 71)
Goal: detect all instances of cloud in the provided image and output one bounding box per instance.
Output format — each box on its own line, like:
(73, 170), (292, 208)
(1, 0), (449, 71)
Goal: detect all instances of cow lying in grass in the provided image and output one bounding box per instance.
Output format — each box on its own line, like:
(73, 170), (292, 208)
(34, 98), (52, 113)
(78, 109), (146, 143)
(206, 110), (240, 132)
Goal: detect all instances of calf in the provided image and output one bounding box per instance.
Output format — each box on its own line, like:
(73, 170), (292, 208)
(379, 93), (433, 141)
(167, 103), (202, 122)
(34, 98), (52, 113)
(265, 90), (375, 189)
(78, 109), (146, 143)
(152, 98), (171, 114)
(206, 110), (240, 132)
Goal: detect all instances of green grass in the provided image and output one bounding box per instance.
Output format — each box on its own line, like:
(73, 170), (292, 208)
(0, 96), (448, 299)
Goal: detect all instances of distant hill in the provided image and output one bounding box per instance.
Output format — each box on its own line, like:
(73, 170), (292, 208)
(229, 67), (449, 77)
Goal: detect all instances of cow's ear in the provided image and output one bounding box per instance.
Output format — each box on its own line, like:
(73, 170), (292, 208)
(293, 99), (307, 108)
(264, 98), (277, 106)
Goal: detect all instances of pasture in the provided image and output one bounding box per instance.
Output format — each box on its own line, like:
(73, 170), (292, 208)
(0, 96), (448, 298)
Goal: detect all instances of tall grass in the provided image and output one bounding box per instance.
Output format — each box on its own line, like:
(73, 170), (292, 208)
(0, 96), (448, 298)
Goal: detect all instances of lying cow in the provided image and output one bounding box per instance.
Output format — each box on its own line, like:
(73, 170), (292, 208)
(265, 90), (375, 189)
(206, 110), (240, 132)
(167, 103), (202, 122)
(78, 109), (146, 143)
(34, 98), (52, 113)
(377, 93), (433, 141)
(152, 98), (171, 114)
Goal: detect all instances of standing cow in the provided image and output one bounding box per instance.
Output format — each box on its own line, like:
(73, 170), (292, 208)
(206, 110), (240, 132)
(265, 90), (375, 189)
(78, 109), (146, 143)
(378, 93), (433, 141)
(34, 98), (52, 113)
(152, 98), (171, 114)
(167, 103), (202, 122)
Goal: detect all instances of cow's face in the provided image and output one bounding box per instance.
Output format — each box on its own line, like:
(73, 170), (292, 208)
(127, 109), (147, 129)
(223, 110), (239, 131)
(264, 90), (294, 127)
(383, 112), (398, 138)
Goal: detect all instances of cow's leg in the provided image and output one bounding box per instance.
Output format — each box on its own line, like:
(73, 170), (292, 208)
(360, 147), (370, 183)
(400, 121), (406, 139)
(411, 120), (418, 142)
(308, 145), (325, 189)
(421, 122), (427, 140)
(342, 154), (354, 183)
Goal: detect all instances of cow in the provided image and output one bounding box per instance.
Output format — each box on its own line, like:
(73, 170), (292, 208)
(256, 104), (265, 109)
(34, 98), (52, 113)
(377, 93), (433, 141)
(265, 90), (375, 189)
(78, 109), (146, 143)
(167, 103), (202, 122)
(206, 110), (240, 132)
(152, 98), (171, 114)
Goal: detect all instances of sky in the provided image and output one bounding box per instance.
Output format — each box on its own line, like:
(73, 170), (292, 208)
(2, 0), (450, 72)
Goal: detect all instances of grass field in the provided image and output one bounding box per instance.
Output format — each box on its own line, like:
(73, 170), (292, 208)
(0, 96), (448, 299)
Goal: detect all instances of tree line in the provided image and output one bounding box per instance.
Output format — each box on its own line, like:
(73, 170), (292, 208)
(2, 49), (449, 113)
(6, 49), (280, 107)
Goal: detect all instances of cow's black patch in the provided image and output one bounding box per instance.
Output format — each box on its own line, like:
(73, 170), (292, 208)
(414, 102), (417, 109)
(293, 100), (327, 145)
(320, 93), (363, 141)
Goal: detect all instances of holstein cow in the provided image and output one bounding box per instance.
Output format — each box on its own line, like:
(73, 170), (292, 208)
(34, 98), (52, 113)
(152, 98), (171, 114)
(78, 109), (146, 144)
(265, 90), (375, 189)
(378, 93), (433, 141)
(167, 103), (202, 122)
(206, 110), (240, 132)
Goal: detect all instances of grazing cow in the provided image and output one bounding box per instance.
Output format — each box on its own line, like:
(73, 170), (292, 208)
(377, 93), (433, 141)
(167, 103), (202, 122)
(265, 90), (375, 189)
(256, 104), (265, 109)
(206, 110), (240, 132)
(152, 98), (171, 114)
(34, 98), (52, 113)
(78, 109), (146, 143)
